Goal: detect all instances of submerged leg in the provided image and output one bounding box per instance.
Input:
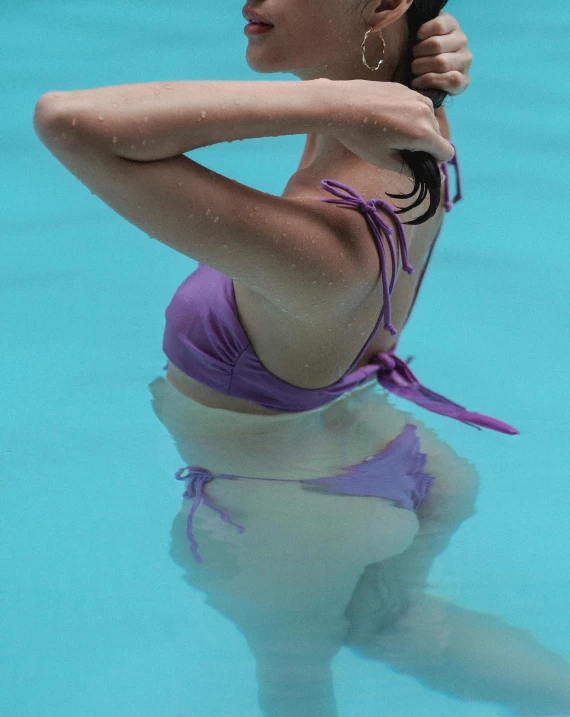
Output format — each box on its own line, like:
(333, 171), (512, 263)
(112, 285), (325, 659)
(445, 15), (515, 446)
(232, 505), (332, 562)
(349, 592), (570, 717)
(241, 613), (347, 717)
(343, 421), (570, 716)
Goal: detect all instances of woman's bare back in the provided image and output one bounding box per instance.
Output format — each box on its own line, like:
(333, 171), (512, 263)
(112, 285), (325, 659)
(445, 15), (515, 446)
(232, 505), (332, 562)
(166, 149), (447, 415)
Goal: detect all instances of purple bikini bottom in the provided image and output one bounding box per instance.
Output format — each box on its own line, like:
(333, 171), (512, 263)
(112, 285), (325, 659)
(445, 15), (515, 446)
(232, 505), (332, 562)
(165, 347), (518, 564)
(174, 423), (435, 564)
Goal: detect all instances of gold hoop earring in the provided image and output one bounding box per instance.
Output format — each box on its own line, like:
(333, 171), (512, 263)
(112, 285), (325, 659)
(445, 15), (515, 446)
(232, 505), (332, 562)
(361, 29), (386, 71)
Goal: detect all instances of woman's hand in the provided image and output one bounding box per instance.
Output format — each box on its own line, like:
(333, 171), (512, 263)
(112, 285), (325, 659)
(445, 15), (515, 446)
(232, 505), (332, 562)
(410, 12), (473, 95)
(323, 79), (455, 172)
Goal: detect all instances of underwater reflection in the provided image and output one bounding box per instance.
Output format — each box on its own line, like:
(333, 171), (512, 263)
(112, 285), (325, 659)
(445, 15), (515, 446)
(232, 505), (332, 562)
(150, 375), (570, 717)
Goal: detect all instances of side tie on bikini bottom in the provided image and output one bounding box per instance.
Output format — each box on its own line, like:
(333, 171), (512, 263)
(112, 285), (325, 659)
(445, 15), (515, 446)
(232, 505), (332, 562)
(174, 424), (435, 564)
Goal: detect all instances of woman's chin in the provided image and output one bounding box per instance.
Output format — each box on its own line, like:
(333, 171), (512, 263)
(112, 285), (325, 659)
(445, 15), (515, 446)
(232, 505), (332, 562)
(245, 44), (297, 74)
(245, 54), (280, 74)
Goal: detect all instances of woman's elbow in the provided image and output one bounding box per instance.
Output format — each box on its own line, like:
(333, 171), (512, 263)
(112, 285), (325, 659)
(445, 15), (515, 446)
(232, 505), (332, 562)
(34, 91), (69, 140)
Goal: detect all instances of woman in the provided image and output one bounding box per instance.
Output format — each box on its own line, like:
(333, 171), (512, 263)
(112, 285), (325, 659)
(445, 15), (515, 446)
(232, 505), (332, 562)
(34, 2), (570, 716)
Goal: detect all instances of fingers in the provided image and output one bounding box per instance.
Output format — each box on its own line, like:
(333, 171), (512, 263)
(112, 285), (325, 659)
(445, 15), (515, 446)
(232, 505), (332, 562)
(432, 136), (455, 164)
(412, 31), (467, 58)
(411, 48), (472, 76)
(412, 70), (470, 96)
(416, 12), (458, 41)
(410, 131), (454, 164)
(411, 101), (454, 162)
(414, 93), (437, 121)
(413, 96), (444, 136)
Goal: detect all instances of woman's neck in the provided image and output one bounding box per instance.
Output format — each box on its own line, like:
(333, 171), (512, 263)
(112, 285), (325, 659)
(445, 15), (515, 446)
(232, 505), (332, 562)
(298, 57), (409, 177)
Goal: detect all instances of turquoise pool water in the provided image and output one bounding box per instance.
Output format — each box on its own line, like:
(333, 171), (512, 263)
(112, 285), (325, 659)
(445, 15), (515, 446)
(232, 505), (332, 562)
(2, 1), (569, 715)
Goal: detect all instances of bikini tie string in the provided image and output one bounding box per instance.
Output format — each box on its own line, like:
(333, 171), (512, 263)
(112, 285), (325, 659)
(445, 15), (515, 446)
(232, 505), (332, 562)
(318, 179), (414, 337)
(174, 466), (245, 563)
(440, 141), (463, 212)
(372, 351), (519, 435)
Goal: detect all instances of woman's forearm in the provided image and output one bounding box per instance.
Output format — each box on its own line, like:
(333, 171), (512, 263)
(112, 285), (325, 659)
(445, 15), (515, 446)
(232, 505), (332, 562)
(36, 79), (334, 161)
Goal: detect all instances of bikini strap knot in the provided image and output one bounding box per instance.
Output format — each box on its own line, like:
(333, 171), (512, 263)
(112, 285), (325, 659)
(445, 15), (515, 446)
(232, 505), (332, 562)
(375, 351), (399, 375)
(174, 465), (245, 563)
(370, 351), (519, 435)
(367, 198), (415, 275)
(318, 179), (414, 337)
(174, 466), (214, 499)
(360, 198), (390, 220)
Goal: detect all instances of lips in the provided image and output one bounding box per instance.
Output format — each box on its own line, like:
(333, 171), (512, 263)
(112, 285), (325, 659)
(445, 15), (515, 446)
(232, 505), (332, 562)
(242, 6), (274, 26)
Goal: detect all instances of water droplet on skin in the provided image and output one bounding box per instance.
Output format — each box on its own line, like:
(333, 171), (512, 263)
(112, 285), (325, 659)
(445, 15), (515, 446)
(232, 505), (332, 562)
(253, 206), (259, 211)
(154, 90), (160, 96)
(311, 239), (315, 243)
(382, 127), (387, 132)
(363, 117), (368, 123)
(214, 216), (219, 223)
(222, 243), (228, 248)
(248, 212), (253, 217)
(205, 209), (211, 215)
(304, 363), (309, 368)
(312, 280), (317, 284)
(163, 84), (173, 91)
(177, 181), (182, 187)
(234, 100), (241, 105)
(112, 136), (118, 144)
(290, 264), (296, 268)
(285, 221), (291, 226)
(98, 114), (104, 121)
(200, 111), (207, 118)
(112, 102), (118, 108)
(71, 117), (77, 127)
(374, 120), (378, 125)
(142, 139), (146, 145)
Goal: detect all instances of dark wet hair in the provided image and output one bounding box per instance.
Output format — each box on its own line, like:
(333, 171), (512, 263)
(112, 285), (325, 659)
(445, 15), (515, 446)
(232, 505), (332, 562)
(386, 0), (451, 224)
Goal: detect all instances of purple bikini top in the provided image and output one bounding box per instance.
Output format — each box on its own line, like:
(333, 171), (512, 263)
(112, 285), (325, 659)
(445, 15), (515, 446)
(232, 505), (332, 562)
(162, 144), (518, 434)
